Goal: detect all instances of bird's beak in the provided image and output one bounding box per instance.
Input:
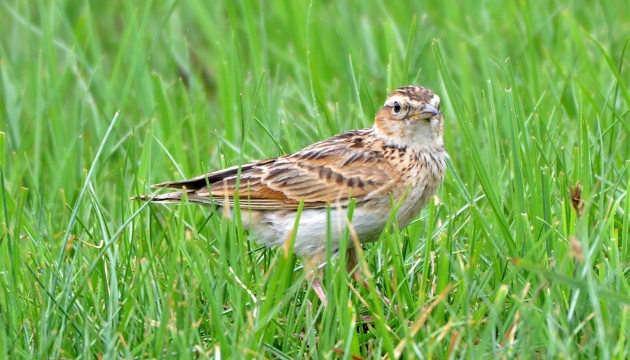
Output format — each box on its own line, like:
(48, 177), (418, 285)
(422, 104), (440, 116)
(414, 104), (440, 120)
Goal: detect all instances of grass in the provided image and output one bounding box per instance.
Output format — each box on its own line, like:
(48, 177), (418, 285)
(0, 0), (629, 358)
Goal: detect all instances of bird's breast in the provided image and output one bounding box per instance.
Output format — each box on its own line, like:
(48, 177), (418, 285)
(393, 148), (447, 226)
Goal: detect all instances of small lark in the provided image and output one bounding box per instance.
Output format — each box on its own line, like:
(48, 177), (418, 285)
(136, 85), (447, 304)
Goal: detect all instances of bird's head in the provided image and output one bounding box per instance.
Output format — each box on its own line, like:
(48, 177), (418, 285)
(373, 85), (444, 150)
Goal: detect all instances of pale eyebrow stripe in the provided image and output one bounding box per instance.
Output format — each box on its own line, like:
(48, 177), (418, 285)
(384, 95), (408, 106)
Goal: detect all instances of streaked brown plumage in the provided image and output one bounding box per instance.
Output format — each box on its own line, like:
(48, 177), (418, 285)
(148, 130), (397, 208)
(135, 85), (447, 305)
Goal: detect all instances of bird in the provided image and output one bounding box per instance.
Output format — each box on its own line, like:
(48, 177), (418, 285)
(134, 85), (447, 305)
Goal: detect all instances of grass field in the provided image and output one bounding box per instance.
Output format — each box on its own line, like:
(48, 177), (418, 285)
(1, 0), (629, 358)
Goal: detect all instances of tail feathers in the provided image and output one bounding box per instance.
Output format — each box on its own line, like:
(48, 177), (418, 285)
(130, 191), (213, 205)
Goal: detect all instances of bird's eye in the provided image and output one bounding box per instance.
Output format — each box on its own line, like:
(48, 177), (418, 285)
(393, 101), (402, 114)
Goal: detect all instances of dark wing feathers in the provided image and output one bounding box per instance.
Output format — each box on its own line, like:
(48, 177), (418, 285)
(152, 159), (275, 190)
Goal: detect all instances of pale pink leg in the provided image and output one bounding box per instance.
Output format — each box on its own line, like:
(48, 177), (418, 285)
(311, 277), (328, 306)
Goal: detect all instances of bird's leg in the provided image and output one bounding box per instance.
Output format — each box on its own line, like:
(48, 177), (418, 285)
(346, 248), (391, 307)
(303, 252), (328, 306)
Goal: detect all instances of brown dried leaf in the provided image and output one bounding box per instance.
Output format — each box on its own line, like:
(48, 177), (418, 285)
(569, 182), (584, 217)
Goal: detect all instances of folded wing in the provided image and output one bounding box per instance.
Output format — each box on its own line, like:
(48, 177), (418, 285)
(148, 130), (396, 210)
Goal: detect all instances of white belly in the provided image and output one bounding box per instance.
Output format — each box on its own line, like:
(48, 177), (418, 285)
(238, 191), (433, 257)
(239, 205), (392, 256)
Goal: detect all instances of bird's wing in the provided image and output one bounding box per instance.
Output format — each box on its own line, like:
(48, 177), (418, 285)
(150, 130), (397, 210)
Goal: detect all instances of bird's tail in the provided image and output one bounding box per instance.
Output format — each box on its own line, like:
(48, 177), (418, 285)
(130, 191), (213, 205)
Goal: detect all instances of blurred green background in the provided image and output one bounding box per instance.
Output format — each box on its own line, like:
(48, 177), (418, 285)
(0, 0), (629, 358)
